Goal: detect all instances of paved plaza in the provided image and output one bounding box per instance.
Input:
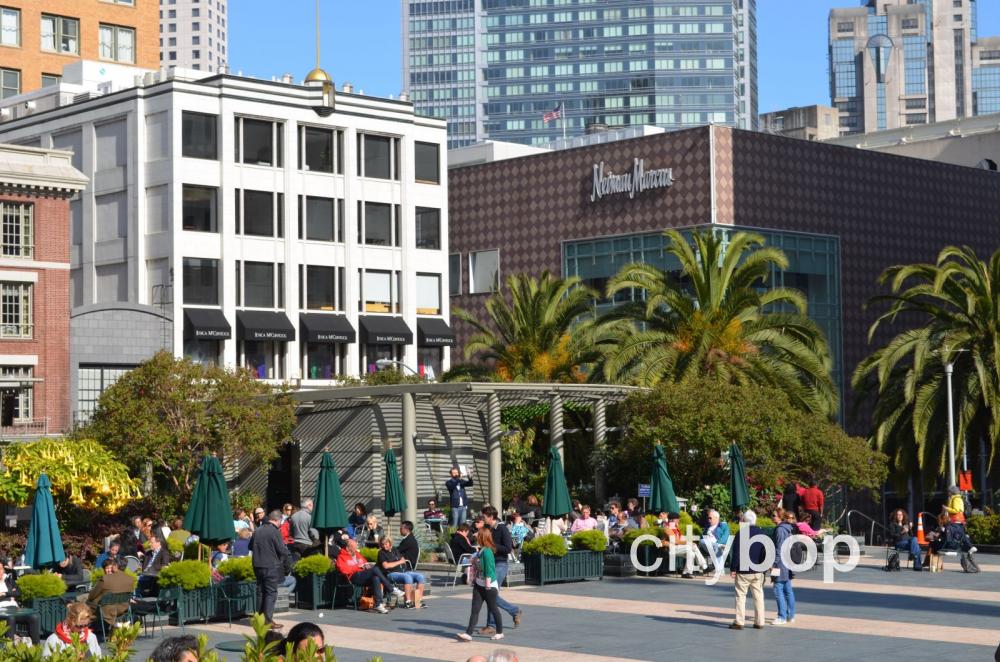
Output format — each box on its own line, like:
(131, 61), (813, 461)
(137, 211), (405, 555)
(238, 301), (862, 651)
(127, 549), (1000, 661)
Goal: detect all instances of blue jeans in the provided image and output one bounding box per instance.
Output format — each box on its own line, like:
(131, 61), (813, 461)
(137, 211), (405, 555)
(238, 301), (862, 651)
(895, 537), (921, 566)
(774, 579), (795, 620)
(388, 571), (426, 585)
(451, 506), (468, 528)
(486, 561), (519, 627)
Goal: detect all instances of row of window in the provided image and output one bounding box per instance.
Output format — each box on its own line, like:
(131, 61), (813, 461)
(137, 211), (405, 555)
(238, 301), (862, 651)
(183, 258), (444, 315)
(181, 112), (441, 183)
(0, 9), (136, 64)
(483, 5), (729, 25)
(179, 184), (442, 249)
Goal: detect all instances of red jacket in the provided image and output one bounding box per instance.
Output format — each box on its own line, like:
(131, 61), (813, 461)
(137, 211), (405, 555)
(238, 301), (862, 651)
(279, 520), (293, 545)
(335, 548), (367, 579)
(801, 487), (824, 513)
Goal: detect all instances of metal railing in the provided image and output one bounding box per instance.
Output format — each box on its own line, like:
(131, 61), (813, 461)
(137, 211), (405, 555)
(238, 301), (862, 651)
(843, 509), (888, 545)
(0, 417), (49, 438)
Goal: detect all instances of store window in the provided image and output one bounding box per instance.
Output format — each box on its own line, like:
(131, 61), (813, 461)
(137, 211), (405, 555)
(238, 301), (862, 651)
(243, 341), (283, 379)
(416, 273), (441, 315)
(303, 343), (346, 380)
(470, 249), (499, 293)
(182, 257), (218, 305)
(184, 339), (220, 367)
(414, 141), (440, 183)
(182, 112), (218, 160)
(235, 117), (282, 167)
(182, 185), (218, 232)
(415, 207), (440, 249)
(418, 347), (442, 381)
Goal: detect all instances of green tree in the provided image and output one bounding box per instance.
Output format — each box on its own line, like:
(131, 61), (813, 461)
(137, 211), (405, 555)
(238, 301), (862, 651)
(611, 377), (886, 499)
(451, 271), (597, 382)
(852, 245), (1000, 483)
(593, 229), (838, 418)
(80, 351), (297, 501)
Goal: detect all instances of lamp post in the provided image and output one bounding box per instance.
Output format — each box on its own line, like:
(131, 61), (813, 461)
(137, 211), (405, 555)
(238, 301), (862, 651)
(943, 348), (969, 489)
(374, 358), (421, 376)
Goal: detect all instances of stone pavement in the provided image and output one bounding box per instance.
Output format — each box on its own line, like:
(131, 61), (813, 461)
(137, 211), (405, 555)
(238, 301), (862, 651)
(127, 549), (1000, 661)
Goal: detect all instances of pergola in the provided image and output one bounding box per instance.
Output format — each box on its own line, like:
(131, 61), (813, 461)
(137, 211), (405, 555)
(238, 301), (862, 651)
(289, 382), (642, 524)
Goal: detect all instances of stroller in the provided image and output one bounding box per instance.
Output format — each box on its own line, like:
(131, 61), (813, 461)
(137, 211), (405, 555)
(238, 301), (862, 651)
(935, 522), (980, 573)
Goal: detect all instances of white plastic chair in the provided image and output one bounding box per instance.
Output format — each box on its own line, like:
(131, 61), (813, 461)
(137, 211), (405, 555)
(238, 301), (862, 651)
(443, 544), (472, 587)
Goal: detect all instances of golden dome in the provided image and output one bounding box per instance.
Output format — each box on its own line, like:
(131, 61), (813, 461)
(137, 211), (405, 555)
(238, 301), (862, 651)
(304, 67), (332, 84)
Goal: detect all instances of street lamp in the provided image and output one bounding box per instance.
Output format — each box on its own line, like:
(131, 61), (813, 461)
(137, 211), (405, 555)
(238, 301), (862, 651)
(374, 358), (421, 376)
(943, 348), (969, 488)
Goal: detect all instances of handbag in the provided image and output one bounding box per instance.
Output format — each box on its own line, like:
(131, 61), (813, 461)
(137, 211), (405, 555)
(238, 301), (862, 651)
(358, 587), (375, 611)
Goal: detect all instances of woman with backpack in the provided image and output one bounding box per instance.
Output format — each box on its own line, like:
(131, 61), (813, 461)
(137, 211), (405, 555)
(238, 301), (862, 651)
(771, 510), (799, 625)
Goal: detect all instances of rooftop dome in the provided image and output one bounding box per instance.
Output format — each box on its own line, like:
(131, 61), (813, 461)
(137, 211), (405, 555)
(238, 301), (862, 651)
(304, 67), (332, 84)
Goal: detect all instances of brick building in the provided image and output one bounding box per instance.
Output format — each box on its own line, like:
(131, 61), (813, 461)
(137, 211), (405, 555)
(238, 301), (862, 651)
(0, 0), (159, 97)
(0, 144), (86, 437)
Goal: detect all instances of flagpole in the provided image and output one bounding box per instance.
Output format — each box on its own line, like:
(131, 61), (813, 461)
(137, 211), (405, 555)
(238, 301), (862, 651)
(562, 103), (567, 141)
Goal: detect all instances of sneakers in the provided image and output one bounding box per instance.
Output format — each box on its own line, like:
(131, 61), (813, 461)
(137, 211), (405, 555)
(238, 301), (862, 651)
(969, 546), (978, 554)
(491, 633), (505, 641)
(374, 604), (389, 614)
(401, 601), (414, 609)
(455, 633), (472, 642)
(392, 587), (406, 598)
(788, 617), (796, 623)
(772, 617), (787, 625)
(479, 626), (496, 635)
(729, 623), (744, 630)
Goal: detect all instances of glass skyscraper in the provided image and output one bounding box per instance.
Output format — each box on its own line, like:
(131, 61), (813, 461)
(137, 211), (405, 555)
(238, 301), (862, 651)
(402, 0), (758, 147)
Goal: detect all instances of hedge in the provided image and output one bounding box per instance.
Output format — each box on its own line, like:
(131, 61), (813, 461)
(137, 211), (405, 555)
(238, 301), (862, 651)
(16, 572), (67, 601)
(570, 530), (607, 552)
(157, 560), (212, 590)
(216, 556), (255, 581)
(293, 554), (332, 577)
(521, 534), (568, 558)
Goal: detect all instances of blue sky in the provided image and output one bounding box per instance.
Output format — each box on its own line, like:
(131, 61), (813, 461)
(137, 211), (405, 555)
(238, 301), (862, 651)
(229, 1), (1000, 113)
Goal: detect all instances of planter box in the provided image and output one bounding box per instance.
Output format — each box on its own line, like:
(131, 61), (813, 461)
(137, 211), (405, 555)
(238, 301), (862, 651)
(523, 550), (604, 586)
(634, 545), (661, 576)
(296, 573), (332, 610)
(216, 580), (256, 619)
(503, 562), (524, 588)
(173, 586), (216, 624)
(603, 553), (637, 577)
(28, 596), (67, 635)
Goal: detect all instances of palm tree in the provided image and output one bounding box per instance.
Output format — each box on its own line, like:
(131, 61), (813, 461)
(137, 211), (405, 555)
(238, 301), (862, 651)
(451, 271), (598, 382)
(594, 229), (838, 417)
(852, 245), (1000, 481)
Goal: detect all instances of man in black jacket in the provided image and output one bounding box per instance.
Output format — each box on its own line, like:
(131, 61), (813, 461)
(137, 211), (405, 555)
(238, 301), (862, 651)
(397, 521), (419, 569)
(445, 467), (473, 528)
(480, 506), (522, 635)
(729, 510), (769, 630)
(121, 516), (146, 558)
(250, 510), (291, 629)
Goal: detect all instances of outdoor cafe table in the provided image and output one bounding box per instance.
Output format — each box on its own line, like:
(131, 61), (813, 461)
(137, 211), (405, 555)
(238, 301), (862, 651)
(215, 640), (246, 653)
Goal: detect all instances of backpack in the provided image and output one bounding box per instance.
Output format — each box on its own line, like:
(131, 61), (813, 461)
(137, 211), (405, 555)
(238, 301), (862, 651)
(884, 549), (900, 572)
(789, 540), (806, 566)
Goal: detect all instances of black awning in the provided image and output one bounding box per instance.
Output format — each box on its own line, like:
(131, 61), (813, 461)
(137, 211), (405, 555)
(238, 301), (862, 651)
(417, 317), (455, 347)
(300, 313), (356, 343)
(184, 308), (231, 340)
(237, 310), (296, 342)
(359, 316), (413, 344)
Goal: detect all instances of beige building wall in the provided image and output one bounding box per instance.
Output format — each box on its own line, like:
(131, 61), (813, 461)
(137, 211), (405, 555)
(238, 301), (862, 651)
(760, 105), (841, 141)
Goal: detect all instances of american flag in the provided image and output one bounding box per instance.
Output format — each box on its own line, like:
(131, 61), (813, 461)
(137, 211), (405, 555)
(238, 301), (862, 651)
(543, 103), (563, 123)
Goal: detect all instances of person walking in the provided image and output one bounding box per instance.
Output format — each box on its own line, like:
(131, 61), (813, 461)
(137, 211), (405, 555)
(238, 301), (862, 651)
(249, 509), (291, 630)
(800, 478), (824, 529)
(456, 528), (505, 642)
(730, 510), (766, 630)
(480, 506), (522, 634)
(446, 467), (474, 528)
(771, 510), (798, 625)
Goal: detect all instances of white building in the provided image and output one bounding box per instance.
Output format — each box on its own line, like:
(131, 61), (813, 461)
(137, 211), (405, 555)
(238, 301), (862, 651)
(0, 62), (450, 419)
(160, 0), (229, 74)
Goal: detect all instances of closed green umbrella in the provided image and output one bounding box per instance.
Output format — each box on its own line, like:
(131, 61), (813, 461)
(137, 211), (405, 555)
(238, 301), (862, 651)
(313, 452), (348, 555)
(541, 447), (572, 520)
(24, 473), (65, 570)
(649, 444), (680, 515)
(183, 456), (235, 561)
(729, 443), (750, 515)
(383, 449), (406, 522)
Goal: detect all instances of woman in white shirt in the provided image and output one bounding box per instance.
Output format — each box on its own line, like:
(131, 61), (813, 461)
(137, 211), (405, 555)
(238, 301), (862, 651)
(42, 603), (102, 658)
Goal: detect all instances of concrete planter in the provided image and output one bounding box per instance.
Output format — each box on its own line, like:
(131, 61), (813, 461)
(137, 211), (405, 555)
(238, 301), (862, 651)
(523, 550), (604, 586)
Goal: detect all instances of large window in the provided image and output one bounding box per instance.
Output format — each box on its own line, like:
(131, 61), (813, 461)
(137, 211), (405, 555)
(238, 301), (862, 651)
(360, 269), (398, 313)
(416, 273), (441, 315)
(182, 257), (218, 305)
(470, 249), (499, 293)
(0, 282), (31, 338)
(359, 201), (399, 247)
(303, 343), (346, 380)
(99, 24), (134, 63)
(415, 207), (440, 249)
(242, 261), (277, 308)
(1, 7), (19, 47)
(414, 141), (440, 183)
(300, 196), (342, 242)
(235, 117), (282, 167)
(182, 112), (218, 160)
(41, 14), (78, 54)
(305, 265), (338, 310)
(238, 189), (282, 237)
(243, 341), (284, 379)
(449, 253), (461, 295)
(76, 365), (133, 424)
(182, 185), (217, 232)
(0, 68), (19, 100)
(358, 134), (400, 180)
(1, 202), (32, 258)
(299, 126), (342, 173)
